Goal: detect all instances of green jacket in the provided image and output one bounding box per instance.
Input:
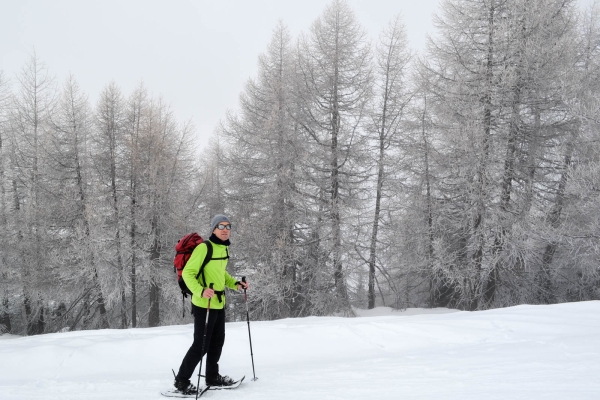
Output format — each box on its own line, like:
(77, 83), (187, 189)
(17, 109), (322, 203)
(182, 240), (238, 309)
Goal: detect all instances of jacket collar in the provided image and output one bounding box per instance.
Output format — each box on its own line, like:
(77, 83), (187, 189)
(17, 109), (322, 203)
(209, 233), (230, 246)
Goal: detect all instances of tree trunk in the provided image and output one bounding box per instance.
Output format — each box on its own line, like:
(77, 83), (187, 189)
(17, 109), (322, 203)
(485, 31), (524, 307)
(331, 23), (349, 310)
(130, 185), (137, 328)
(0, 104), (9, 333)
(539, 133), (575, 303)
(148, 213), (161, 327)
(471, 1), (496, 311)
(0, 297), (11, 333)
(71, 94), (108, 329)
(110, 128), (127, 329)
(421, 98), (436, 309)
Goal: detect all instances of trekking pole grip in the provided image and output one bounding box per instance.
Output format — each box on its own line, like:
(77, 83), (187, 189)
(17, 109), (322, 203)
(207, 283), (214, 309)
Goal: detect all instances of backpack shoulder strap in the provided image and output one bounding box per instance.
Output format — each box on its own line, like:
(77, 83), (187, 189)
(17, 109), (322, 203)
(211, 246), (230, 260)
(195, 241), (213, 286)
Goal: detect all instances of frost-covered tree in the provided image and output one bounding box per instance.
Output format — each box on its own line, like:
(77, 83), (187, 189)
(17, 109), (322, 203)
(139, 98), (198, 327)
(295, 0), (372, 313)
(416, 0), (580, 309)
(221, 22), (311, 319)
(45, 75), (109, 331)
(92, 82), (129, 328)
(8, 53), (57, 334)
(0, 71), (12, 333)
(541, 1), (600, 303)
(363, 15), (412, 309)
(123, 83), (148, 328)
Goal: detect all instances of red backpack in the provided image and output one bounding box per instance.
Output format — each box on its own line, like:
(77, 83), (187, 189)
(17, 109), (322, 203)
(173, 233), (213, 315)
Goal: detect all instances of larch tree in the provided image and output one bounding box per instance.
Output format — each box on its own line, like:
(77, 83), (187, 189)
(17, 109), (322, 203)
(295, 0), (372, 313)
(142, 98), (196, 327)
(93, 82), (129, 328)
(46, 75), (109, 330)
(541, 1), (600, 303)
(365, 15), (412, 309)
(0, 71), (12, 333)
(417, 0), (580, 309)
(123, 82), (148, 328)
(221, 22), (308, 319)
(9, 53), (57, 334)
(417, 0), (508, 310)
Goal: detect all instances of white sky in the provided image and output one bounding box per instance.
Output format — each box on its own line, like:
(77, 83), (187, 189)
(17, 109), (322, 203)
(0, 0), (595, 151)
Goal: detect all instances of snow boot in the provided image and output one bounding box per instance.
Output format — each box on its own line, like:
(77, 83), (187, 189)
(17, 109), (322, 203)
(205, 374), (235, 387)
(173, 379), (197, 395)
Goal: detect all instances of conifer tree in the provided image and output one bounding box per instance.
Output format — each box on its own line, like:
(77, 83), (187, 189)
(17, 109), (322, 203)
(295, 0), (372, 312)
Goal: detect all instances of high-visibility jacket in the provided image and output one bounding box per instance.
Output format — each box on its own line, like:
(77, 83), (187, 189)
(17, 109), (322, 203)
(182, 240), (238, 309)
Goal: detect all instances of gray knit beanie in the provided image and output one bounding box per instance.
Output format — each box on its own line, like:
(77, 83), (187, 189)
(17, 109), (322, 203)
(210, 214), (231, 232)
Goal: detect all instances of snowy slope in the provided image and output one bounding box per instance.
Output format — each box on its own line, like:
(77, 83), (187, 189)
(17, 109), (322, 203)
(1, 301), (599, 400)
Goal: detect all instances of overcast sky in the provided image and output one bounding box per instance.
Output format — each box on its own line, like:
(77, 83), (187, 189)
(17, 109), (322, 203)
(0, 0), (595, 151)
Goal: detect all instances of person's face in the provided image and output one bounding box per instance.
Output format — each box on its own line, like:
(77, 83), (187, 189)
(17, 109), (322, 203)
(213, 222), (231, 241)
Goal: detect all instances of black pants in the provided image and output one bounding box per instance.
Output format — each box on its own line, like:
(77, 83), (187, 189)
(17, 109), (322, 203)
(176, 304), (226, 382)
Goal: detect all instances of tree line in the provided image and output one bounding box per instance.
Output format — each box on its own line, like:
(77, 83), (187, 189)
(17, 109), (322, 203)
(216, 0), (600, 319)
(1, 0), (599, 335)
(0, 60), (205, 334)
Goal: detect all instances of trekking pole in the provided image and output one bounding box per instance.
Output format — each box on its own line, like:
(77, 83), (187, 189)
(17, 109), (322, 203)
(196, 283), (213, 400)
(241, 277), (257, 381)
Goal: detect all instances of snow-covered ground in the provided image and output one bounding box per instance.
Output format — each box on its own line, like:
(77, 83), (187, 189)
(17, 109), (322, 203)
(1, 301), (599, 400)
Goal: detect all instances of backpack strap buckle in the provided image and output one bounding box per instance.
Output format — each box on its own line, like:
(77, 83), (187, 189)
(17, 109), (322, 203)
(213, 290), (225, 303)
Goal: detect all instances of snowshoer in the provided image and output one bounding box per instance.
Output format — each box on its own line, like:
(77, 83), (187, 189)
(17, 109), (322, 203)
(173, 214), (249, 395)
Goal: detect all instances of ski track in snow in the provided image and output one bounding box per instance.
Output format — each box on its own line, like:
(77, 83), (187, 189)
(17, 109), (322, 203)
(1, 302), (599, 400)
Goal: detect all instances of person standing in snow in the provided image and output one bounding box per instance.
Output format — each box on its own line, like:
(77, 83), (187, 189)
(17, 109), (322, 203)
(173, 214), (249, 395)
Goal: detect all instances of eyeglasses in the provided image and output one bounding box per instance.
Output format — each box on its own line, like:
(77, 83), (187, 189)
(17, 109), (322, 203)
(216, 224), (231, 230)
